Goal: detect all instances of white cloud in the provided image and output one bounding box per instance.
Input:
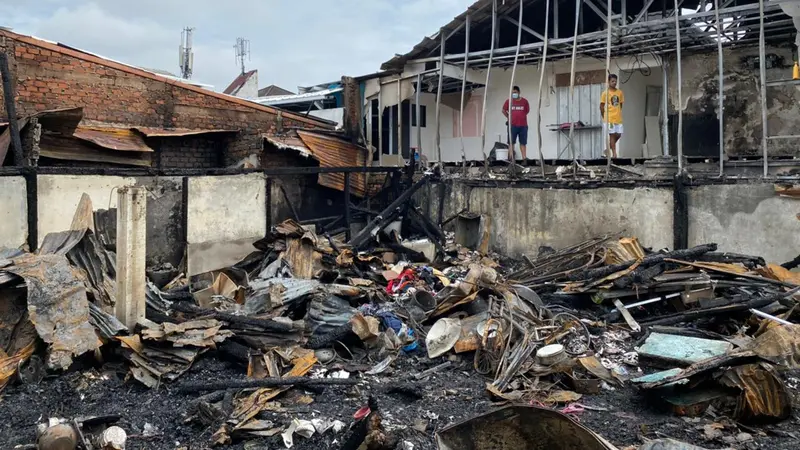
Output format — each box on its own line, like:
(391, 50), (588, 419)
(2, 0), (473, 92)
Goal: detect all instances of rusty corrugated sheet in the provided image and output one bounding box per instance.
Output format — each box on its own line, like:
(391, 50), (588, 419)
(264, 134), (312, 157)
(73, 126), (154, 152)
(134, 127), (239, 137)
(34, 107), (84, 135)
(297, 130), (371, 197)
(40, 134), (153, 167)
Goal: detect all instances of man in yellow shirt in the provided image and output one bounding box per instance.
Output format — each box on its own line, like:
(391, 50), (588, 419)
(599, 74), (624, 158)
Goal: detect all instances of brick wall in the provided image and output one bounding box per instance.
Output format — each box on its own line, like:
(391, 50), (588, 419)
(0, 32), (331, 167)
(153, 136), (224, 169)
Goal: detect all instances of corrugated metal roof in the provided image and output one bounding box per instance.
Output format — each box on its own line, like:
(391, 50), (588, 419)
(73, 126), (154, 152)
(297, 130), (370, 197)
(253, 87), (343, 106)
(134, 127), (239, 137)
(263, 134), (312, 157)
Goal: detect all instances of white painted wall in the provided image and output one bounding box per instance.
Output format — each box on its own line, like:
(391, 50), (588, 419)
(37, 175), (136, 245)
(617, 66), (664, 158)
(186, 173), (266, 275)
(0, 177), (29, 249)
(238, 71), (259, 99)
(310, 108), (345, 127)
(405, 55), (664, 162)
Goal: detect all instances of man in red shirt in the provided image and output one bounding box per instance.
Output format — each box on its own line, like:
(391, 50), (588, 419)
(502, 86), (530, 162)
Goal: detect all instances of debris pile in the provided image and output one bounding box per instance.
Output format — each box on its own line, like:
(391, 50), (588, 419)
(2, 187), (800, 449)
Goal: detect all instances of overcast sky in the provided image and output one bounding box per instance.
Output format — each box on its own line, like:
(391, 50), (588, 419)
(1, 0), (471, 93)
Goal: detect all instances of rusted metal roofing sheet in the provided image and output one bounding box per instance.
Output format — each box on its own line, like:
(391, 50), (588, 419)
(40, 134), (153, 167)
(296, 130), (370, 197)
(73, 126), (154, 152)
(263, 134), (312, 157)
(34, 107), (84, 135)
(134, 127), (240, 137)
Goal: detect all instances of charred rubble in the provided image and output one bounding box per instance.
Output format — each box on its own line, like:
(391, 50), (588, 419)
(1, 182), (800, 450)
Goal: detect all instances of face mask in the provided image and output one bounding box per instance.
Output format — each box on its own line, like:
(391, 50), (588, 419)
(512, 93), (519, 99)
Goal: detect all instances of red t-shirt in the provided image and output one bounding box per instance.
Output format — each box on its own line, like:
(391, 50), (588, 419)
(503, 97), (530, 127)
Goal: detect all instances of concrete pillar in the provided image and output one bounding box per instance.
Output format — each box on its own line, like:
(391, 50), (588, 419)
(115, 187), (146, 329)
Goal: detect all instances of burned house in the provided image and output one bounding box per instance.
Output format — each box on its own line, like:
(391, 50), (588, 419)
(1, 3), (800, 449)
(0, 28), (334, 169)
(0, 28), (386, 273)
(354, 0), (800, 167)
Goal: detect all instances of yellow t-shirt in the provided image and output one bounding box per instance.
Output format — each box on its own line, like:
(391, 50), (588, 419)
(600, 89), (624, 125)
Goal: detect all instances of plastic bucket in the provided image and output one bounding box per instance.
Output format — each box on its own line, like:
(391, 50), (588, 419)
(495, 147), (509, 161)
(413, 290), (437, 312)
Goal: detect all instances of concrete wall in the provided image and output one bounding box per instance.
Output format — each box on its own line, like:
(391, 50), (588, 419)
(186, 173), (266, 276)
(37, 175), (184, 267)
(406, 55), (663, 163)
(688, 184), (800, 264)
(37, 175), (137, 244)
(0, 177), (29, 250)
(425, 180), (796, 264)
(464, 185), (673, 257)
(138, 177), (184, 268)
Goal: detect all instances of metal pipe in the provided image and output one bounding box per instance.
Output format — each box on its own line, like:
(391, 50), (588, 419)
(460, 14), (471, 173)
(435, 30), (446, 165)
(408, 2), (780, 66)
(567, 0), (582, 173)
(715, 0), (724, 177)
(604, 0), (612, 170)
(378, 83), (383, 166)
(416, 73), (422, 160)
(480, 0), (498, 171)
(508, 0), (524, 167)
(622, 0), (627, 25)
(758, 0), (768, 177)
(554, 0), (559, 38)
(674, 0), (683, 172)
(536, 0), (551, 176)
(662, 59), (670, 157)
(366, 96), (373, 163)
(750, 309), (793, 326)
(397, 78), (402, 156)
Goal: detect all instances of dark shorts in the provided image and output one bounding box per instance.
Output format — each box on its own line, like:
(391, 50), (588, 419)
(510, 125), (528, 145)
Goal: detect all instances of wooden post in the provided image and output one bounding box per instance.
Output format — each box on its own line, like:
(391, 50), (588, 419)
(459, 14), (471, 174)
(115, 187), (147, 329)
(397, 78), (403, 157)
(536, 0), (551, 177)
(480, 0), (498, 172)
(0, 53), (24, 166)
(378, 83), (384, 166)
(435, 31), (446, 166)
(344, 172), (352, 241)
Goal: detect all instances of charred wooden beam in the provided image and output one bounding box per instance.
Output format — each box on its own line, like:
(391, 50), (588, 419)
(568, 244), (717, 281)
(612, 262), (666, 289)
(781, 254), (800, 270)
(348, 175), (430, 249)
(699, 252), (766, 269)
(170, 301), (297, 333)
(641, 286), (800, 327)
(673, 172), (689, 250)
(0, 53), (23, 166)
